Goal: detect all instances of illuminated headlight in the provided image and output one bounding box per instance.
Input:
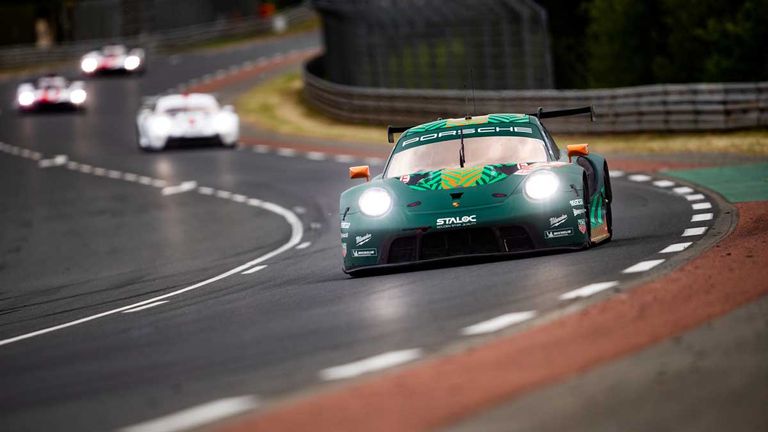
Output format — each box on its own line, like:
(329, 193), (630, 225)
(358, 187), (392, 217)
(81, 57), (98, 73)
(524, 170), (560, 200)
(18, 92), (35, 106)
(149, 116), (172, 136)
(214, 113), (237, 133)
(69, 89), (86, 104)
(124, 55), (141, 71)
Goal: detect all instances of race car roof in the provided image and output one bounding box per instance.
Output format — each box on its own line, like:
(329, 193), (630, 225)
(155, 93), (219, 112)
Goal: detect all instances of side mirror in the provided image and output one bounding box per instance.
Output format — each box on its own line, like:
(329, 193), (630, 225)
(567, 144), (589, 162)
(349, 165), (370, 182)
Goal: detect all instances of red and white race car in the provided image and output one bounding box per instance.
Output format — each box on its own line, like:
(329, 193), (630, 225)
(80, 44), (146, 75)
(16, 75), (87, 112)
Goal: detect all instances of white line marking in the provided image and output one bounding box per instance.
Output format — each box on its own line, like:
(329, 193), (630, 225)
(118, 396), (259, 432)
(122, 301), (168, 313)
(253, 145), (270, 153)
(241, 265), (267, 275)
(305, 151), (326, 161)
(93, 167), (106, 176)
(460, 311), (537, 336)
(215, 190), (232, 199)
(334, 154), (355, 163)
(652, 180), (675, 187)
(231, 194), (247, 203)
(622, 259), (666, 273)
(30, 152), (42, 160)
(659, 242), (693, 253)
(295, 241), (311, 250)
(38, 154), (68, 168)
(673, 186), (695, 194)
(692, 202), (712, 210)
(151, 179), (167, 188)
(682, 227), (708, 236)
(691, 213), (713, 222)
(107, 170), (122, 179)
(66, 161), (79, 170)
(684, 194), (705, 201)
(628, 174), (652, 182)
(559, 281), (619, 300)
(276, 147), (297, 157)
(292, 206), (307, 214)
(197, 186), (214, 195)
(123, 173), (138, 182)
(162, 181), (198, 196)
(0, 196), (303, 348)
(247, 198), (263, 207)
(319, 349), (423, 381)
(79, 164), (93, 173)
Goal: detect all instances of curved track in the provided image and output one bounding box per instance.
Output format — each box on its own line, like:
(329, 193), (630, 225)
(0, 32), (724, 431)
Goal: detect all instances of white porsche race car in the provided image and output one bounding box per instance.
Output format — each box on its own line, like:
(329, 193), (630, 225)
(80, 44), (146, 75)
(16, 75), (87, 112)
(136, 93), (239, 151)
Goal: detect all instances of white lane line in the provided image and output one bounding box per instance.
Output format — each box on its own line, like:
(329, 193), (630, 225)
(93, 167), (106, 176)
(628, 174), (652, 182)
(660, 242), (693, 253)
(0, 195), (303, 348)
(682, 227), (708, 237)
(162, 181), (198, 196)
(319, 349), (423, 381)
(673, 186), (695, 194)
(292, 206), (306, 214)
(30, 151), (42, 161)
(122, 301), (168, 313)
(197, 186), (214, 195)
(123, 173), (138, 182)
(38, 154), (68, 168)
(692, 202), (712, 210)
(253, 145), (270, 154)
(66, 161), (80, 170)
(119, 396), (259, 432)
(305, 151), (326, 161)
(215, 190), (232, 199)
(622, 259), (666, 273)
(295, 241), (311, 250)
(107, 170), (122, 179)
(247, 198), (263, 206)
(691, 213), (713, 222)
(241, 265), (267, 275)
(684, 193), (705, 201)
(79, 164), (93, 174)
(559, 281), (619, 300)
(231, 194), (247, 203)
(151, 179), (167, 188)
(334, 154), (355, 163)
(276, 147), (297, 157)
(652, 179), (675, 187)
(460, 311), (537, 336)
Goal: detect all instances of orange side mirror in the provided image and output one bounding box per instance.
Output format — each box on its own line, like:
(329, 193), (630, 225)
(349, 165), (370, 181)
(567, 144), (589, 162)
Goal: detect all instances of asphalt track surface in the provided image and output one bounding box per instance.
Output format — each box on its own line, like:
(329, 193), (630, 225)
(0, 32), (725, 431)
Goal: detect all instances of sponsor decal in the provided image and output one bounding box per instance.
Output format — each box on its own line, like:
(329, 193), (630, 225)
(545, 228), (574, 239)
(355, 233), (372, 246)
(400, 174), (410, 184)
(340, 232), (348, 239)
(352, 248), (377, 257)
(570, 198), (583, 207)
(573, 208), (586, 216)
(436, 214), (477, 229)
(549, 214), (568, 228)
(341, 242), (347, 257)
(341, 221), (350, 229)
(577, 218), (587, 234)
(402, 126), (537, 147)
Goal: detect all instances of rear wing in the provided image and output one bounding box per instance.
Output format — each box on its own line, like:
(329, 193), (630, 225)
(387, 125), (413, 143)
(529, 106), (595, 122)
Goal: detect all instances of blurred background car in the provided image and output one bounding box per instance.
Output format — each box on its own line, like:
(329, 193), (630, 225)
(136, 93), (239, 151)
(80, 44), (145, 75)
(15, 74), (87, 112)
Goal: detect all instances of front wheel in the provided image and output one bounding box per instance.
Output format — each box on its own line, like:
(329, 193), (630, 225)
(582, 177), (592, 248)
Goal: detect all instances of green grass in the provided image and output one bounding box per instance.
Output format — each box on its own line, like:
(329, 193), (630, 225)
(236, 71), (768, 155)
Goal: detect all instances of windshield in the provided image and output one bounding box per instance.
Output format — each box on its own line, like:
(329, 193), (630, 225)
(386, 136), (548, 178)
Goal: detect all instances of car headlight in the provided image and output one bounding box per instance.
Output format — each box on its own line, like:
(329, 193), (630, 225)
(18, 92), (35, 106)
(69, 89), (86, 104)
(524, 170), (560, 200)
(149, 116), (172, 136)
(358, 187), (392, 217)
(124, 55), (141, 71)
(81, 57), (98, 73)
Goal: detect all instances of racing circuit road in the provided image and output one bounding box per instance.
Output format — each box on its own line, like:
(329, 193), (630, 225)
(0, 32), (728, 431)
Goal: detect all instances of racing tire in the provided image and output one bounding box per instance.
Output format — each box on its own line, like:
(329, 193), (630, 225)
(603, 163), (614, 242)
(582, 176), (593, 248)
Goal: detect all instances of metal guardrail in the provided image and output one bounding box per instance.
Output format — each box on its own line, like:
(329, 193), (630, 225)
(0, 6), (316, 70)
(304, 57), (768, 133)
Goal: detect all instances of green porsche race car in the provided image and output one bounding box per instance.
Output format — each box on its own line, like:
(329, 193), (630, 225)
(339, 106), (612, 274)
